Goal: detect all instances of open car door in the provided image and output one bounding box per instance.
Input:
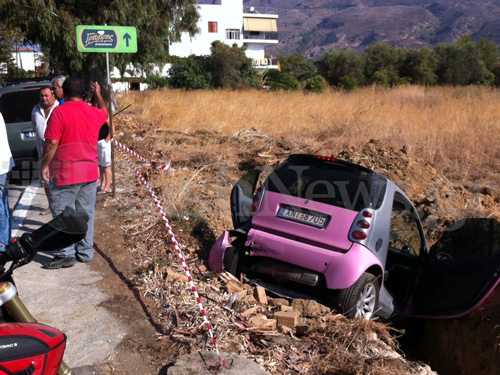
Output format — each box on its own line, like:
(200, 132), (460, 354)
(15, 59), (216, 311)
(230, 170), (261, 230)
(413, 218), (500, 318)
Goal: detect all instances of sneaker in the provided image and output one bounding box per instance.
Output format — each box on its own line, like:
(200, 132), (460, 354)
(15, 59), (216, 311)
(76, 254), (92, 263)
(42, 256), (77, 269)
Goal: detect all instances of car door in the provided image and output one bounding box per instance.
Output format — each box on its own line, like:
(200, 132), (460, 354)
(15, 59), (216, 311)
(230, 169), (261, 230)
(0, 88), (40, 161)
(412, 217), (500, 318)
(384, 192), (426, 309)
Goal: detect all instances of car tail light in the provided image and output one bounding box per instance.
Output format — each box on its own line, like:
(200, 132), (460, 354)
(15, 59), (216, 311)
(357, 220), (370, 229)
(349, 209), (374, 243)
(313, 155), (337, 162)
(352, 230), (367, 240)
(251, 185), (265, 214)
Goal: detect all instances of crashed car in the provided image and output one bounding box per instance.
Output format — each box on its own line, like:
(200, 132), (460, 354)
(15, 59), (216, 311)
(208, 154), (500, 321)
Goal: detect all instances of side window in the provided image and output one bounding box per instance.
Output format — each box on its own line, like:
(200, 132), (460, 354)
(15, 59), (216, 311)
(0, 90), (40, 123)
(389, 193), (423, 256)
(208, 21), (218, 33)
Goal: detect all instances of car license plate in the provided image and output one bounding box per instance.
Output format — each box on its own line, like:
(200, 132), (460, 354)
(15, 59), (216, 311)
(24, 131), (36, 138)
(277, 205), (328, 228)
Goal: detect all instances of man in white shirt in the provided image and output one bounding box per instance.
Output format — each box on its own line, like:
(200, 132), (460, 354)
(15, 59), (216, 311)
(0, 113), (14, 248)
(31, 86), (58, 214)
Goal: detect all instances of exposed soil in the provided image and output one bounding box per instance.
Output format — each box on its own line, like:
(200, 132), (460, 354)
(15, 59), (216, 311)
(89, 118), (500, 375)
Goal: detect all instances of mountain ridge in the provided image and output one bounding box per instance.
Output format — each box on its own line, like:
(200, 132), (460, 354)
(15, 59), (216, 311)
(243, 0), (500, 58)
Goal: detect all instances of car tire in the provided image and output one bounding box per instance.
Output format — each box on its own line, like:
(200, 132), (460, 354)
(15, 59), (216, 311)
(336, 272), (379, 320)
(223, 246), (240, 278)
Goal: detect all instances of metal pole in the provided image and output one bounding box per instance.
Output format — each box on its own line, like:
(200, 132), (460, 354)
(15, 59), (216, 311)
(106, 51), (116, 198)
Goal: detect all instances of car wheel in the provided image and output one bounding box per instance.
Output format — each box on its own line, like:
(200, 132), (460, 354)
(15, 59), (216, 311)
(336, 272), (379, 320)
(223, 246), (240, 277)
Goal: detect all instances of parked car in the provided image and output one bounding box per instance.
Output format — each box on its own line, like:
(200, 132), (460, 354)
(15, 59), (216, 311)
(208, 154), (500, 322)
(0, 80), (51, 168)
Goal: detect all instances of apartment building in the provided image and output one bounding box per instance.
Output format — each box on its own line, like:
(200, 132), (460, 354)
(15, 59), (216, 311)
(169, 0), (279, 72)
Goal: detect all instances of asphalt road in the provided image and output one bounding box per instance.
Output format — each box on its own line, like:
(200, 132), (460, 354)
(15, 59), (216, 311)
(7, 178), (128, 374)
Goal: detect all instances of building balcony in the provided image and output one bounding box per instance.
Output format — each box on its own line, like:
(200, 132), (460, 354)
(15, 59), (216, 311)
(252, 58), (279, 71)
(243, 32), (279, 43)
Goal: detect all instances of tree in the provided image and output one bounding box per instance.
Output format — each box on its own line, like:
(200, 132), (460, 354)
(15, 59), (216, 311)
(0, 25), (23, 75)
(477, 37), (499, 73)
(316, 48), (365, 88)
(399, 47), (438, 85)
(304, 75), (328, 93)
(435, 36), (490, 85)
(206, 41), (259, 89)
(279, 53), (316, 81)
(264, 70), (300, 91)
(0, 0), (200, 77)
(168, 55), (212, 90)
(364, 42), (403, 86)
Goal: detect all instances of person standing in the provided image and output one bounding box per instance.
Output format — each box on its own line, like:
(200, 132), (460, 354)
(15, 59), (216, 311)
(51, 75), (66, 105)
(97, 122), (112, 194)
(31, 86), (58, 214)
(41, 78), (108, 269)
(0, 113), (15, 249)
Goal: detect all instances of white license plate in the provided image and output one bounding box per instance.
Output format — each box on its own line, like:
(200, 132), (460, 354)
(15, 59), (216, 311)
(277, 205), (328, 228)
(25, 131), (36, 138)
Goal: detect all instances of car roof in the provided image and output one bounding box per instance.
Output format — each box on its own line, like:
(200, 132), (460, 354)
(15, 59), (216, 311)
(0, 80), (52, 94)
(287, 154), (385, 177)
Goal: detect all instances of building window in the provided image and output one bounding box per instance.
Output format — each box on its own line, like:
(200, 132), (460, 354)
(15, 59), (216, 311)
(208, 21), (218, 33)
(226, 29), (240, 40)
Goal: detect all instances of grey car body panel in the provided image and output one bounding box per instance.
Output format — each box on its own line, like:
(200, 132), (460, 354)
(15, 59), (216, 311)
(0, 81), (51, 163)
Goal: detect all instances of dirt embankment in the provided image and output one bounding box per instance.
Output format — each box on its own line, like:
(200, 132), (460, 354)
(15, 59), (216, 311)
(93, 119), (500, 375)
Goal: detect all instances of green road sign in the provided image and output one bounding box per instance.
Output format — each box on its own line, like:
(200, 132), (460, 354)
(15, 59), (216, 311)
(76, 25), (137, 53)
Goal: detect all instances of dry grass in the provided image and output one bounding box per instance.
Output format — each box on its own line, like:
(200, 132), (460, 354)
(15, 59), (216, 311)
(116, 85), (500, 182)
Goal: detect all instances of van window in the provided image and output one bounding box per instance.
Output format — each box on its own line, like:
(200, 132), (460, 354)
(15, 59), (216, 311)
(0, 90), (40, 123)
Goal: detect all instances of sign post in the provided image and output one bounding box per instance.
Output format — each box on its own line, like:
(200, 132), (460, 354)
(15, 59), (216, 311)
(76, 25), (137, 197)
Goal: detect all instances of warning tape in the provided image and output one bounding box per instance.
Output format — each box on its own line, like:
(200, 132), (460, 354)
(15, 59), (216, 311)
(111, 138), (173, 171)
(114, 143), (226, 368)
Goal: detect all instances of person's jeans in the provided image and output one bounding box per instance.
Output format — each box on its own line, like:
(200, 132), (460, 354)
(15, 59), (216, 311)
(49, 179), (97, 261)
(0, 172), (11, 249)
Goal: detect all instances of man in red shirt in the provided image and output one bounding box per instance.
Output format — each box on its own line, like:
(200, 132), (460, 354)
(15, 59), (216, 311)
(41, 78), (108, 269)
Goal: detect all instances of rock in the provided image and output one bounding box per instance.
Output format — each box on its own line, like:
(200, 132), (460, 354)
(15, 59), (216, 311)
(253, 286), (268, 305)
(249, 314), (277, 330)
(167, 351), (271, 375)
(268, 298), (289, 307)
(291, 299), (330, 318)
(274, 310), (300, 328)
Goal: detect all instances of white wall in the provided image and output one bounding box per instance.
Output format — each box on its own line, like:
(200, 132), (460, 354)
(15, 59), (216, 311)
(11, 49), (41, 72)
(169, 0), (244, 57)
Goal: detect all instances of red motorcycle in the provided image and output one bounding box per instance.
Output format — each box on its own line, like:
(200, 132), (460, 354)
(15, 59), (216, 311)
(0, 208), (88, 375)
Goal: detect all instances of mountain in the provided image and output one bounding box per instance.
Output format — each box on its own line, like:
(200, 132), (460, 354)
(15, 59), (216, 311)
(243, 0), (500, 59)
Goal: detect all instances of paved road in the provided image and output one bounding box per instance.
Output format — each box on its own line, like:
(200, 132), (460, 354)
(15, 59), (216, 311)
(7, 180), (128, 374)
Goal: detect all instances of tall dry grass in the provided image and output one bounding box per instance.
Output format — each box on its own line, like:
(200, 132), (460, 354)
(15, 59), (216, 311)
(116, 85), (500, 182)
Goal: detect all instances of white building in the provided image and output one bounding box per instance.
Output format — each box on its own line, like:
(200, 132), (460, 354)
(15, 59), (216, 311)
(111, 0), (279, 91)
(1, 47), (43, 74)
(169, 0), (279, 71)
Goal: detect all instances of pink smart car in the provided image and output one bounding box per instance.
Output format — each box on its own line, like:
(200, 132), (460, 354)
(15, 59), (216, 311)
(209, 154), (500, 321)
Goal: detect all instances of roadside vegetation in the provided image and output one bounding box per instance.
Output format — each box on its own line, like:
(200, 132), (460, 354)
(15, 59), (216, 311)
(109, 84), (500, 375)
(140, 35), (500, 92)
(117, 84), (500, 184)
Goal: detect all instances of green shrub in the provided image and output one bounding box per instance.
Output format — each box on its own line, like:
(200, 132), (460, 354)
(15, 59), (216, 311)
(265, 70), (300, 91)
(304, 75), (328, 92)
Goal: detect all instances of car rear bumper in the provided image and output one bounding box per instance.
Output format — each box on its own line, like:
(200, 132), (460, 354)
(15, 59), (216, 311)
(246, 228), (383, 289)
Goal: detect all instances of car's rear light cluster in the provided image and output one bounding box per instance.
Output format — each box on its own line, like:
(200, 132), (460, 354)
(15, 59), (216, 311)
(313, 155), (337, 162)
(350, 209), (374, 243)
(251, 185), (265, 213)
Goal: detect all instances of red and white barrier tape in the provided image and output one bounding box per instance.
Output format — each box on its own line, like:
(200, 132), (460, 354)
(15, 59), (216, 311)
(111, 138), (173, 171)
(114, 144), (226, 368)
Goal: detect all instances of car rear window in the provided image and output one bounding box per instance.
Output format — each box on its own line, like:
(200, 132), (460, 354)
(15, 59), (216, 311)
(0, 89), (40, 123)
(265, 157), (387, 211)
